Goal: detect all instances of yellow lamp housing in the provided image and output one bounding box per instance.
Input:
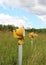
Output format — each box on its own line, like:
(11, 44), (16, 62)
(29, 32), (38, 39)
(13, 27), (25, 45)
(29, 32), (35, 38)
(13, 30), (22, 39)
(13, 27), (25, 39)
(18, 39), (24, 45)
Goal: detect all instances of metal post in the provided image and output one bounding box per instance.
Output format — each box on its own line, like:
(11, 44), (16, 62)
(18, 45), (22, 65)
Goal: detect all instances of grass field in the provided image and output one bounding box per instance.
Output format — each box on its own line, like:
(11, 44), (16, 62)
(0, 31), (46, 65)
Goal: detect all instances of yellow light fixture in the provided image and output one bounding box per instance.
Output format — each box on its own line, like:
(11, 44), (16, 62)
(13, 27), (25, 45)
(29, 32), (38, 39)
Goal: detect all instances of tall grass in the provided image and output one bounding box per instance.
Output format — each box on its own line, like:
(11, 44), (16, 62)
(0, 32), (46, 65)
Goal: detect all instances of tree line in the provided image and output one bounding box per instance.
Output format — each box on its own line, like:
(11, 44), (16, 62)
(0, 24), (46, 33)
(25, 28), (46, 33)
(0, 24), (18, 32)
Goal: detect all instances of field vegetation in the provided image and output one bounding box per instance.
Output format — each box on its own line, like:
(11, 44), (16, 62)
(0, 24), (46, 65)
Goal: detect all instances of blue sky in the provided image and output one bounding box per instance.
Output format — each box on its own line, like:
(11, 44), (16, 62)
(0, 4), (46, 29)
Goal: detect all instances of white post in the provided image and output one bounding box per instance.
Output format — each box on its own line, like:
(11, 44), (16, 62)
(31, 39), (33, 49)
(18, 45), (22, 65)
(31, 40), (33, 46)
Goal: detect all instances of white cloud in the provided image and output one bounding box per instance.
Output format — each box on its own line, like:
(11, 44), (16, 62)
(22, 16), (28, 20)
(0, 0), (46, 15)
(0, 0), (3, 4)
(38, 15), (46, 24)
(0, 13), (32, 28)
(5, 0), (20, 6)
(0, 14), (12, 19)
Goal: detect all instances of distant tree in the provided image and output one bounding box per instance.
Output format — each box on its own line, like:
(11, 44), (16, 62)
(0, 24), (3, 31)
(0, 24), (46, 33)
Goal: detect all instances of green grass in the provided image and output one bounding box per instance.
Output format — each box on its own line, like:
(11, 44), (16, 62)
(0, 32), (46, 65)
